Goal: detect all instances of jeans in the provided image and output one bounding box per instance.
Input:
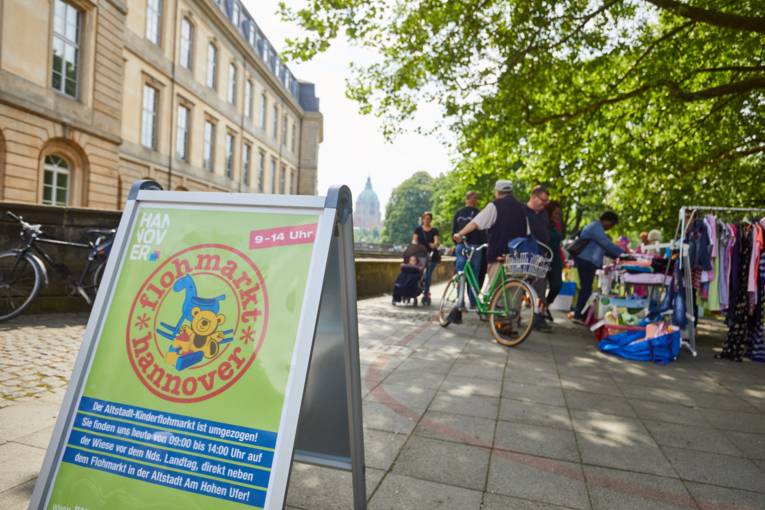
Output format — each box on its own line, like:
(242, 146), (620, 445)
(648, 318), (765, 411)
(455, 244), (482, 306)
(574, 257), (598, 319)
(423, 260), (438, 296)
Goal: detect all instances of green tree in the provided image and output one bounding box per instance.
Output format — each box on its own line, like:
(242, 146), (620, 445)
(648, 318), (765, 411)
(382, 172), (434, 245)
(282, 0), (764, 233)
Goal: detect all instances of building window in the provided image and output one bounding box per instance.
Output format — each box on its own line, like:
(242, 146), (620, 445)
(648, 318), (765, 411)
(279, 164), (286, 194)
(227, 63), (237, 104)
(231, 1), (240, 26)
(272, 105), (278, 140)
(146, 0), (162, 45)
(141, 84), (159, 149)
(176, 104), (190, 161)
(257, 150), (265, 192)
(260, 93), (267, 129)
(180, 17), (193, 70)
(242, 143), (251, 187)
(203, 120), (215, 171)
(225, 132), (235, 178)
(244, 80), (253, 118)
(51, 0), (81, 98)
(281, 114), (288, 145)
(206, 43), (217, 89)
(291, 168), (298, 193)
(291, 122), (297, 152)
(247, 21), (255, 46)
(42, 155), (70, 206)
(270, 157), (277, 193)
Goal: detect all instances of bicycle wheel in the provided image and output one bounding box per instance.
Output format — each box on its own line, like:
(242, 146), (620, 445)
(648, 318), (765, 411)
(0, 251), (42, 321)
(488, 280), (534, 347)
(438, 276), (461, 327)
(88, 259), (108, 303)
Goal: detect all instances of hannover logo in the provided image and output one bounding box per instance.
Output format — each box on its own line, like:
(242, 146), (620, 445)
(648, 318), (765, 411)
(126, 244), (268, 403)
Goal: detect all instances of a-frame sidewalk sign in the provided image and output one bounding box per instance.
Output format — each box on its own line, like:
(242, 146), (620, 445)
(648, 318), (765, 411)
(29, 180), (366, 509)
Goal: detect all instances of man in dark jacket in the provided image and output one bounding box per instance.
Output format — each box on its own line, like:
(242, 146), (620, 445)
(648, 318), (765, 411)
(453, 180), (526, 297)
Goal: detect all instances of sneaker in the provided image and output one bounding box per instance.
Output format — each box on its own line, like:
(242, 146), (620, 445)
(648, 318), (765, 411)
(571, 317), (586, 326)
(544, 308), (554, 322)
(533, 314), (553, 332)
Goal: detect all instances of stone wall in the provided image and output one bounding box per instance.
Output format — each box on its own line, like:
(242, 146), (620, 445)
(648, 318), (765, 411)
(355, 258), (454, 300)
(0, 202), (122, 313)
(0, 203), (454, 315)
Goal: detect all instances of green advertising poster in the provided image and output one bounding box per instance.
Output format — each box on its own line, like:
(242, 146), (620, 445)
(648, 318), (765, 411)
(46, 205), (320, 509)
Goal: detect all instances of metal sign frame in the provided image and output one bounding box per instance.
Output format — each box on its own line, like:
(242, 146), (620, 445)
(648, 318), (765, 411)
(29, 181), (365, 510)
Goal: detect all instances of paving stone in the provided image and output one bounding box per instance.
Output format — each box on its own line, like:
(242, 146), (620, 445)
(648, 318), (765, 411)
(494, 420), (579, 462)
(619, 384), (695, 406)
(393, 436), (490, 490)
(366, 382), (439, 411)
(364, 429), (409, 471)
(0, 403), (60, 443)
(369, 473), (483, 510)
(363, 401), (422, 435)
(0, 443), (46, 493)
(662, 446), (765, 493)
(450, 361), (505, 381)
(686, 481), (765, 510)
(560, 377), (623, 397)
(486, 450), (590, 509)
(699, 408), (765, 434)
(0, 478), (36, 510)
(499, 399), (572, 431)
(415, 410), (496, 447)
(395, 357), (454, 375)
(429, 392), (499, 419)
(382, 369), (448, 390)
(583, 465), (697, 510)
(722, 430), (765, 460)
(13, 425), (55, 450)
(285, 462), (384, 509)
(481, 492), (572, 509)
(502, 382), (566, 407)
(564, 390), (636, 418)
(642, 419), (741, 456)
(689, 391), (761, 413)
(504, 367), (562, 388)
(441, 375), (502, 399)
(628, 399), (709, 426)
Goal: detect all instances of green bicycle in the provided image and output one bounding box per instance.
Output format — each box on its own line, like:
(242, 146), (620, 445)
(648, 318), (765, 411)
(438, 243), (551, 347)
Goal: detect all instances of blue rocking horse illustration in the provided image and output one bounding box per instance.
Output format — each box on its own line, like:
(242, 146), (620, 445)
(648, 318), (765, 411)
(157, 274), (234, 370)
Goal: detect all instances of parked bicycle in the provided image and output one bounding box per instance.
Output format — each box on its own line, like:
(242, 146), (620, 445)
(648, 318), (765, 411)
(0, 211), (116, 321)
(438, 243), (552, 347)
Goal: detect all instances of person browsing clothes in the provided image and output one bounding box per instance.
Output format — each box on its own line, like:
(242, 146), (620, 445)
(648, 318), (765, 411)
(452, 180), (526, 298)
(571, 211), (624, 324)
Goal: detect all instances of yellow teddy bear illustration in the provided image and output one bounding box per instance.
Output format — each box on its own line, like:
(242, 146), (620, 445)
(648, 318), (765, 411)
(165, 307), (226, 366)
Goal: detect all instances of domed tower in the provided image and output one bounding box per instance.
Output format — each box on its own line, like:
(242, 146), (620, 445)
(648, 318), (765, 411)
(354, 177), (382, 229)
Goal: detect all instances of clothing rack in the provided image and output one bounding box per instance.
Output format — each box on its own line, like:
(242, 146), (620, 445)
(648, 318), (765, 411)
(676, 206), (765, 356)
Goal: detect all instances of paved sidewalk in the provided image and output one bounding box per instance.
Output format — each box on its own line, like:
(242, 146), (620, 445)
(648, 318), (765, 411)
(1, 286), (765, 509)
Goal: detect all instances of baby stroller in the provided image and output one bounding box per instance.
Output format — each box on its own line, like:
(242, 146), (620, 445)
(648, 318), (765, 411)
(392, 244), (428, 306)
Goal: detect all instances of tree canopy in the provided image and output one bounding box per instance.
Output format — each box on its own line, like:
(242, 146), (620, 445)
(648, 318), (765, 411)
(282, 0), (764, 233)
(381, 171), (434, 245)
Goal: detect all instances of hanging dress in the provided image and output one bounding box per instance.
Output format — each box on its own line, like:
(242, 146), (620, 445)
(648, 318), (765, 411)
(718, 225), (753, 362)
(746, 224), (765, 362)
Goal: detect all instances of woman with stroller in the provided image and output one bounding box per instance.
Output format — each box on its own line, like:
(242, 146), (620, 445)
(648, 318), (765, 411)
(412, 211), (441, 305)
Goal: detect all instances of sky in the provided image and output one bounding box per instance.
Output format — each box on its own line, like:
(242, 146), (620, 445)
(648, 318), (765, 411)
(241, 0), (455, 211)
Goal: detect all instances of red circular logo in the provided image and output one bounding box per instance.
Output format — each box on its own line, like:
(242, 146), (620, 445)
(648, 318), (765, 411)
(126, 244), (268, 403)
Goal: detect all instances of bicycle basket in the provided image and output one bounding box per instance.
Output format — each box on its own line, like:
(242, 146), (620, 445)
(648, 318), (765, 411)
(504, 244), (553, 281)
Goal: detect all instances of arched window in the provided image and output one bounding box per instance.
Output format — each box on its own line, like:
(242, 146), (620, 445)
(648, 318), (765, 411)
(42, 154), (70, 206)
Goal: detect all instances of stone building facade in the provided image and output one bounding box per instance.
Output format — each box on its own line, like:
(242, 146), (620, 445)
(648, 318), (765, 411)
(0, 0), (322, 210)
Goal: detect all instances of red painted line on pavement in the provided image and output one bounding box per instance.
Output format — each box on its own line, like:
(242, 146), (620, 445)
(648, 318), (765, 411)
(364, 317), (757, 510)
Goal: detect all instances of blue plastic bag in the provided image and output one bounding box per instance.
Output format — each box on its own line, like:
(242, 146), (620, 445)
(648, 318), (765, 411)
(598, 329), (681, 365)
(507, 235), (539, 255)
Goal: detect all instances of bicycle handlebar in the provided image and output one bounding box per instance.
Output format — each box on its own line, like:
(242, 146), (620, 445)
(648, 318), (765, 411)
(6, 210), (38, 233)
